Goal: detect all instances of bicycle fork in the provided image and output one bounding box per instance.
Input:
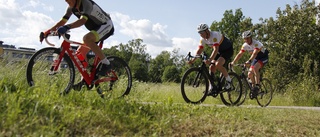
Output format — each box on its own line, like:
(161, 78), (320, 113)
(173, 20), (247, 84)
(49, 51), (65, 75)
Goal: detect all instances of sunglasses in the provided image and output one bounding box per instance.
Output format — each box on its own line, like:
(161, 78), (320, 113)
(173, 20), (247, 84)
(198, 30), (206, 34)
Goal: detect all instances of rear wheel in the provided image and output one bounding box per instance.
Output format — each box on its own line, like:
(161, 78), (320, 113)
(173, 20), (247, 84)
(256, 78), (273, 107)
(26, 47), (75, 94)
(181, 67), (208, 104)
(96, 56), (132, 98)
(220, 72), (243, 106)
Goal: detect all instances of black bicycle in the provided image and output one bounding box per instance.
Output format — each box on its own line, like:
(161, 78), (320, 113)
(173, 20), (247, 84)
(230, 64), (273, 107)
(180, 52), (243, 106)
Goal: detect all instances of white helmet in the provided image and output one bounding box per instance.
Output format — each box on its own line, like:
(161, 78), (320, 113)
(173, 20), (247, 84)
(242, 31), (252, 38)
(197, 23), (209, 33)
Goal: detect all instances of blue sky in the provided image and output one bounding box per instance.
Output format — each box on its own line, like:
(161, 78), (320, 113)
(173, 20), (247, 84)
(0, 0), (318, 58)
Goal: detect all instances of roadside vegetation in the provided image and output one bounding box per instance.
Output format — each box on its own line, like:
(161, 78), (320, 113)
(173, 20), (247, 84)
(1, 60), (320, 136)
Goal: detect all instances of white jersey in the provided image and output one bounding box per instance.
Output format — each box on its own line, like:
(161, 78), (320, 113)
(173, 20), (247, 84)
(241, 39), (268, 58)
(199, 31), (232, 51)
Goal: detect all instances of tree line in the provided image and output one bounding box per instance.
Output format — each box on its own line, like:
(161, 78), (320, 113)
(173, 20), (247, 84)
(103, 0), (320, 93)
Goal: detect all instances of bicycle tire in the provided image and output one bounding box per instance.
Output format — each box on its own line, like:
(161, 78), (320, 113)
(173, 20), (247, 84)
(256, 78), (273, 107)
(236, 78), (250, 106)
(96, 56), (132, 98)
(26, 47), (75, 94)
(219, 72), (243, 106)
(181, 67), (209, 104)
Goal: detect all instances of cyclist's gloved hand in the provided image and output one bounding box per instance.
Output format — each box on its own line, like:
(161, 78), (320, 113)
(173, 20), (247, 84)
(57, 25), (71, 34)
(40, 30), (51, 43)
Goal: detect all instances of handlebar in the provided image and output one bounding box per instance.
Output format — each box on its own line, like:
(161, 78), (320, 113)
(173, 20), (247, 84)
(184, 52), (206, 61)
(40, 31), (84, 46)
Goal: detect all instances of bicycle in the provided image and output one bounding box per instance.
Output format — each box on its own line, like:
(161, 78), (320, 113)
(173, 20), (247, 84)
(230, 64), (273, 107)
(180, 52), (243, 106)
(26, 32), (132, 98)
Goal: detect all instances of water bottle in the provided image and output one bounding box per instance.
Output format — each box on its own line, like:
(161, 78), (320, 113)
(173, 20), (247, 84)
(77, 53), (88, 68)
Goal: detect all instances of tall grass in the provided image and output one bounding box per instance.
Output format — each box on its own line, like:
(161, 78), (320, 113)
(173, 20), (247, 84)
(1, 61), (320, 136)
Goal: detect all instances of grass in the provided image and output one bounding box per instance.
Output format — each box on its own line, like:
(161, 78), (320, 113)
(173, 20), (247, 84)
(1, 61), (320, 136)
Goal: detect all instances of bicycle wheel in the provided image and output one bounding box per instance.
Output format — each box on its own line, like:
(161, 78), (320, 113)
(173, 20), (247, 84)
(96, 56), (132, 98)
(256, 78), (273, 107)
(181, 67), (209, 104)
(26, 47), (75, 94)
(219, 72), (242, 106)
(236, 78), (250, 106)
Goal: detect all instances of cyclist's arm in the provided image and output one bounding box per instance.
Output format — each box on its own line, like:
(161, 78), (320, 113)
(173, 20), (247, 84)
(208, 45), (219, 61)
(231, 50), (245, 64)
(45, 7), (72, 32)
(65, 16), (87, 29)
(247, 48), (259, 62)
(189, 46), (204, 63)
(48, 20), (67, 32)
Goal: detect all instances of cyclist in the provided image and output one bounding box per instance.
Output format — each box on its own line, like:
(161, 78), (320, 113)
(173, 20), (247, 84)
(230, 30), (269, 98)
(40, 0), (114, 90)
(188, 23), (234, 95)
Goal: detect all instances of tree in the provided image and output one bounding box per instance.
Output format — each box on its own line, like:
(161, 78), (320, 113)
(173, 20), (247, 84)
(262, 0), (320, 92)
(148, 51), (175, 83)
(210, 9), (245, 42)
(162, 65), (180, 83)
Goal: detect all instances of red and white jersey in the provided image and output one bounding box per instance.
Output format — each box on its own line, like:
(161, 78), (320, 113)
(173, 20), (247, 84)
(199, 31), (231, 51)
(199, 31), (223, 47)
(241, 39), (268, 58)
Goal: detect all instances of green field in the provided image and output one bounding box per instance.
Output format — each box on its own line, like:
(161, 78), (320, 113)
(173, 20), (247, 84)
(1, 62), (320, 136)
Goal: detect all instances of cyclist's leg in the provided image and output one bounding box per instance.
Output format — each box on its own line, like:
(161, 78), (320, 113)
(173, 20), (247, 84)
(208, 63), (216, 93)
(252, 60), (262, 85)
(83, 32), (105, 60)
(216, 49), (233, 85)
(215, 56), (229, 80)
(252, 57), (268, 85)
(76, 45), (91, 61)
(84, 20), (114, 60)
(85, 21), (114, 76)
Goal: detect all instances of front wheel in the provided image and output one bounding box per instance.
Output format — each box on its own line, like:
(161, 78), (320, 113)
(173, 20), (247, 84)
(26, 47), (75, 94)
(96, 56), (132, 98)
(219, 72), (243, 106)
(256, 78), (273, 107)
(181, 67), (209, 104)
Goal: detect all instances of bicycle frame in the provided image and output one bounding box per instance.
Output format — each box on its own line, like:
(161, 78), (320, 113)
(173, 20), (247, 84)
(231, 64), (252, 88)
(232, 64), (264, 89)
(45, 34), (117, 86)
(186, 52), (222, 91)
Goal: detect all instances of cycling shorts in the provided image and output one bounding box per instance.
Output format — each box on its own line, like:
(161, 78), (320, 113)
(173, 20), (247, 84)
(91, 20), (114, 42)
(251, 56), (268, 68)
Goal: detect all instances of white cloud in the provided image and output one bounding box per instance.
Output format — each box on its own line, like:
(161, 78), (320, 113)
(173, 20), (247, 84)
(172, 37), (198, 56)
(0, 2), (54, 48)
(0, 0), (86, 49)
(112, 12), (172, 48)
(111, 12), (197, 57)
(0, 1), (197, 58)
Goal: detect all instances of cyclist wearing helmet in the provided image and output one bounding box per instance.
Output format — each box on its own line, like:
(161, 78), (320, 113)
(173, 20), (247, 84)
(230, 30), (269, 98)
(41, 0), (114, 90)
(189, 23), (234, 95)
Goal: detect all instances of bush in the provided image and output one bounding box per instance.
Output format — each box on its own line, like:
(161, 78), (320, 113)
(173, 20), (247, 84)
(286, 76), (320, 106)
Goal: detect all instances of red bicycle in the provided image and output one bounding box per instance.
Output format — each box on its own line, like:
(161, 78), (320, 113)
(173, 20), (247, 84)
(26, 32), (132, 98)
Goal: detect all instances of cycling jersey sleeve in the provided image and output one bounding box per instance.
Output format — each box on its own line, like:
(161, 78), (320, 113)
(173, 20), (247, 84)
(62, 7), (73, 22)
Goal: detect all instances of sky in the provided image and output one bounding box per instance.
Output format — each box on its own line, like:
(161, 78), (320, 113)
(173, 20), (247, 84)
(0, 0), (319, 58)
